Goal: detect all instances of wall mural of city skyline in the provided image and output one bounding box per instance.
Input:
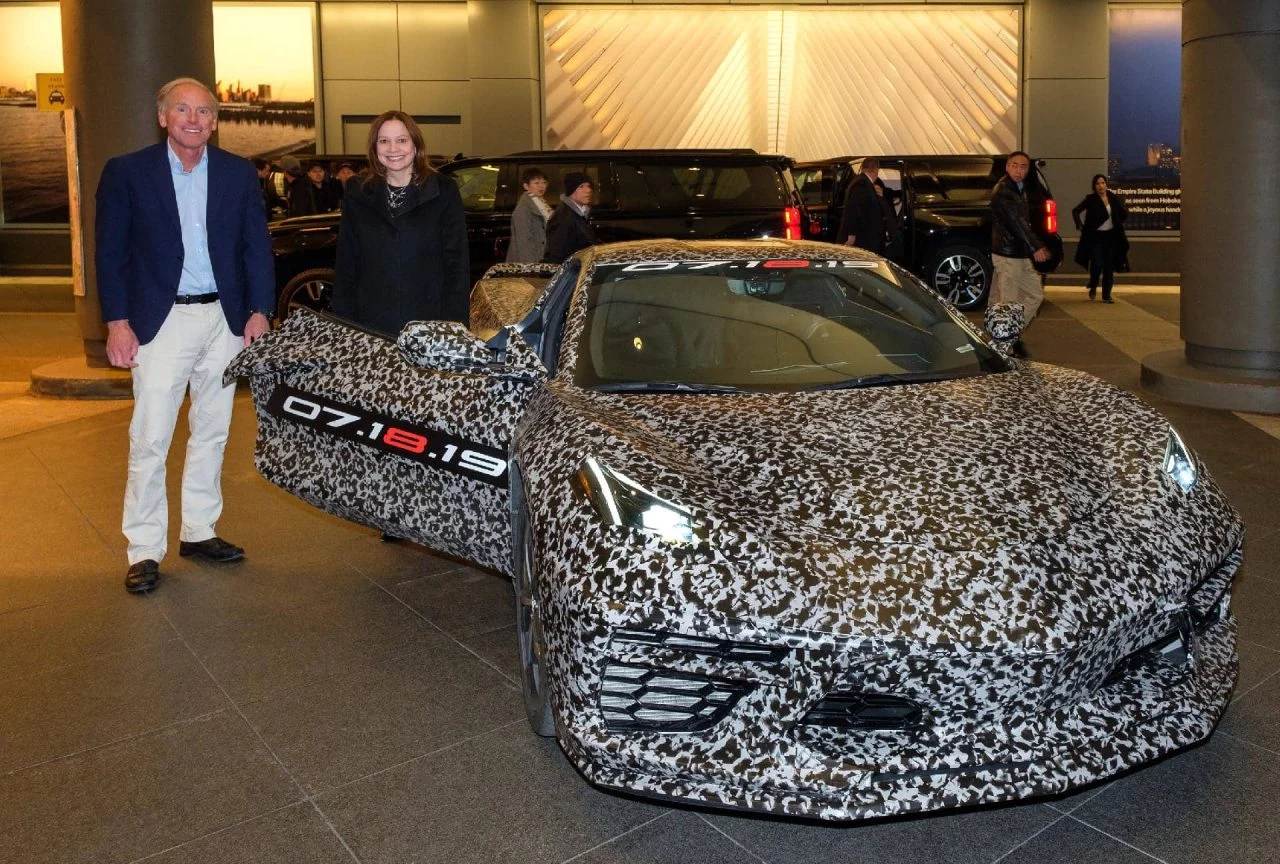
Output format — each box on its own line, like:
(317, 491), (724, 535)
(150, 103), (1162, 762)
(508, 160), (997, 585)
(0, 2), (316, 224)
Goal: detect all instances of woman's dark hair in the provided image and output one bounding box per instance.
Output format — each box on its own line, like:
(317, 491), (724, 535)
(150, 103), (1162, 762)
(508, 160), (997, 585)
(520, 167), (547, 185)
(362, 110), (434, 188)
(1092, 173), (1108, 189)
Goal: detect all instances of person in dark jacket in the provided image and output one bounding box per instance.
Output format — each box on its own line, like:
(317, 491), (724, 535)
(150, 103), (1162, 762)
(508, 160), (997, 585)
(873, 176), (903, 262)
(1071, 174), (1127, 303)
(506, 167), (552, 263)
(836, 157), (886, 253)
(289, 160), (339, 217)
(543, 171), (599, 263)
(990, 151), (1050, 356)
(331, 111), (469, 338)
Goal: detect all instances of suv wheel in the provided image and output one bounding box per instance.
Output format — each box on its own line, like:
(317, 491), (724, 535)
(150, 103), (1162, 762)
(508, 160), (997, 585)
(277, 268), (336, 321)
(930, 245), (991, 310)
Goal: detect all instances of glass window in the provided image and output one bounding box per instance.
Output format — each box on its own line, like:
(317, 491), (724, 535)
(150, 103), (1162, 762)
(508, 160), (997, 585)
(910, 159), (1003, 204)
(793, 167), (833, 208)
(614, 163), (784, 211)
(516, 163), (612, 210)
(573, 258), (1004, 393)
(450, 163), (501, 212)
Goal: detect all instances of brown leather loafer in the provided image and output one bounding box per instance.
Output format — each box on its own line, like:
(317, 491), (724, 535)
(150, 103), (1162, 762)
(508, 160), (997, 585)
(125, 559), (160, 594)
(179, 537), (245, 562)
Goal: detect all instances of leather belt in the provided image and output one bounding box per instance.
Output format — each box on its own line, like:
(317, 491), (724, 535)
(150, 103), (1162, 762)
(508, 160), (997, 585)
(174, 292), (219, 305)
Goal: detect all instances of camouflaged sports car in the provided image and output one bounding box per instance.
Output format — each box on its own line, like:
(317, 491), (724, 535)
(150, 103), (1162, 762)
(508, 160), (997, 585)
(226, 239), (1243, 822)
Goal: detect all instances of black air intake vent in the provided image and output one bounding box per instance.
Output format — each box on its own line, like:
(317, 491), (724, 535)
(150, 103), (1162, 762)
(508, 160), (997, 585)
(802, 692), (925, 731)
(600, 663), (748, 732)
(611, 628), (789, 662)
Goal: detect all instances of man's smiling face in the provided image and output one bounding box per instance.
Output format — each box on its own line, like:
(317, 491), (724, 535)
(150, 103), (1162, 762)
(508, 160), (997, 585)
(159, 83), (217, 154)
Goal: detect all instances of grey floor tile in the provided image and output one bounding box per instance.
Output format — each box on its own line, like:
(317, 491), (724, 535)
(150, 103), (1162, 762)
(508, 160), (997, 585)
(136, 803), (353, 864)
(460, 621), (521, 682)
(1231, 638), (1280, 703)
(1071, 733), (1280, 864)
(996, 814), (1161, 863)
(389, 564), (514, 639)
(180, 587), (441, 704)
(0, 590), (176, 682)
(0, 711), (302, 864)
(1231, 574), (1280, 652)
(1240, 525), (1280, 584)
(241, 641), (523, 793)
(1220, 669), (1280, 752)
(569, 811), (760, 864)
(705, 799), (1057, 864)
(0, 643), (228, 773)
(339, 533), (475, 589)
(316, 723), (662, 864)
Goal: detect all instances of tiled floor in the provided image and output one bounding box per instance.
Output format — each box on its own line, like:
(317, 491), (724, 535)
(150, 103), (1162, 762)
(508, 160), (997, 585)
(2, 286), (1278, 864)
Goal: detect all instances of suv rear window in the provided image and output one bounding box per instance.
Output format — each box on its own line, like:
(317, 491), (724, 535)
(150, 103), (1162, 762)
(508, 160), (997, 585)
(907, 159), (1003, 203)
(614, 163), (786, 211)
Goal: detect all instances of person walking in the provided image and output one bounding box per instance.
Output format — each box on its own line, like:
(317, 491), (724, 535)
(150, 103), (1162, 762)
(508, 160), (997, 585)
(543, 171), (599, 263)
(331, 110), (469, 337)
(990, 150), (1050, 356)
(836, 157), (887, 254)
(506, 167), (552, 263)
(1071, 174), (1127, 303)
(96, 77), (274, 594)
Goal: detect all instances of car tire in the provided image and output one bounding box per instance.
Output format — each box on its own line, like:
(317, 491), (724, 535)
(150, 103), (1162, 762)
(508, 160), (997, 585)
(512, 474), (556, 737)
(276, 268), (336, 321)
(930, 245), (991, 310)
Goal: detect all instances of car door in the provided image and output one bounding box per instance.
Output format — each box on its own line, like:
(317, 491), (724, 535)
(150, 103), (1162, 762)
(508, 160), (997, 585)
(225, 310), (547, 576)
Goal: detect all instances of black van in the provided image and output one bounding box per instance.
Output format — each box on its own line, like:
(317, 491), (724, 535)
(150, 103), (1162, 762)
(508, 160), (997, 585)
(793, 155), (1063, 309)
(271, 149), (807, 320)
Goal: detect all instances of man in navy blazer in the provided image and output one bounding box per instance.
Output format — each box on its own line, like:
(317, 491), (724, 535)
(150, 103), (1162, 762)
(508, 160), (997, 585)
(96, 77), (274, 594)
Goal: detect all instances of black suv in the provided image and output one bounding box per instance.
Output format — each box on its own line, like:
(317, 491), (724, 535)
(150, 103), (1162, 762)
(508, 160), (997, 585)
(793, 155), (1062, 309)
(269, 149), (808, 320)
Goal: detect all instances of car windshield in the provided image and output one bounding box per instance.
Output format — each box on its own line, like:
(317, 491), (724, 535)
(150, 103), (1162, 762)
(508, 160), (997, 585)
(573, 258), (1007, 393)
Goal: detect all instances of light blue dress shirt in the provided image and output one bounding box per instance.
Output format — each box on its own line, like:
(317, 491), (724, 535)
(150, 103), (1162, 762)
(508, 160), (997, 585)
(167, 143), (216, 296)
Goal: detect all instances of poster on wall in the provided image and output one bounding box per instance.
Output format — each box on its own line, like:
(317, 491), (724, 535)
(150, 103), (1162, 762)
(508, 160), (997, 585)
(0, 3), (315, 225)
(1108, 7), (1181, 231)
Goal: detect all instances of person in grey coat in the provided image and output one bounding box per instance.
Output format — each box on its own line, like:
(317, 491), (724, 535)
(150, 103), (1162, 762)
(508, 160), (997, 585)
(506, 167), (552, 263)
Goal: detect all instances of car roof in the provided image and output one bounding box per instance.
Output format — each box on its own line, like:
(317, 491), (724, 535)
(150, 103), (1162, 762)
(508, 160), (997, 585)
(579, 238), (883, 266)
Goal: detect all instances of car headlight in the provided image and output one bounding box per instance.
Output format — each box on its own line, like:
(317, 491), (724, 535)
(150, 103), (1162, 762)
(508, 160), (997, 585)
(1162, 426), (1198, 493)
(577, 457), (705, 545)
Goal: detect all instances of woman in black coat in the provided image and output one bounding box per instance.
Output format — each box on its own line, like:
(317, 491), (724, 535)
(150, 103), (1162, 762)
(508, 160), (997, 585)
(332, 111), (469, 337)
(1071, 174), (1127, 303)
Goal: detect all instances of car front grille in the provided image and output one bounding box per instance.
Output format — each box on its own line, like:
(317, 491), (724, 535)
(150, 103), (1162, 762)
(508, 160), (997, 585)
(599, 662), (749, 732)
(610, 628), (790, 662)
(801, 692), (925, 731)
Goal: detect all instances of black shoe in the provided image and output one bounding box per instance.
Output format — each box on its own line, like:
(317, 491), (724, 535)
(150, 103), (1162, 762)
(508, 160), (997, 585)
(1011, 339), (1031, 359)
(1102, 297), (1115, 304)
(1088, 288), (1096, 300)
(125, 559), (160, 594)
(380, 532), (402, 543)
(179, 537), (245, 562)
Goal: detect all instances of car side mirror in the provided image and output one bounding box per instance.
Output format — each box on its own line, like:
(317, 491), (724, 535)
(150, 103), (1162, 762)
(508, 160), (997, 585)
(470, 276), (551, 341)
(983, 303), (1025, 357)
(397, 320), (547, 380)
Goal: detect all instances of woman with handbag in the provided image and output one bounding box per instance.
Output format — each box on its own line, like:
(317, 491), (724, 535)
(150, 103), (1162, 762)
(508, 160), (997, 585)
(1071, 174), (1127, 303)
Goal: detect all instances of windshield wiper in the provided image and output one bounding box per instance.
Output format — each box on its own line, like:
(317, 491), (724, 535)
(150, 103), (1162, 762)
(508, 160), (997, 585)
(592, 381), (750, 394)
(802, 370), (972, 392)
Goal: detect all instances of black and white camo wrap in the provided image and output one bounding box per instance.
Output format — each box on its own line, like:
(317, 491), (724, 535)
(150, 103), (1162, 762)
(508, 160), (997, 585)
(228, 239), (1244, 822)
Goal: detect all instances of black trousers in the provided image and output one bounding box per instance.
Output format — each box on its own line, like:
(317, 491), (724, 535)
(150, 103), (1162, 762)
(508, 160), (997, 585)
(1088, 230), (1117, 299)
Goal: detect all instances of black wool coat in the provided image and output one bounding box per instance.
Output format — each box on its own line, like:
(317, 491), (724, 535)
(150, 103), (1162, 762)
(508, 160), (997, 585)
(542, 198), (599, 263)
(1071, 191), (1128, 268)
(332, 173), (470, 337)
(836, 172), (886, 253)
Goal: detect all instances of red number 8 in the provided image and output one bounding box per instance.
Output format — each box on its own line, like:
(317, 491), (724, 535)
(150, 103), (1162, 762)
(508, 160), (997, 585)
(383, 427), (427, 454)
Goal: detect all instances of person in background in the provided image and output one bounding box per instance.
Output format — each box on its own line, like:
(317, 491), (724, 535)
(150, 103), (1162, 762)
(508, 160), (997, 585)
(331, 110), (469, 337)
(333, 161), (358, 206)
(289, 160), (338, 217)
(506, 167), (552, 263)
(543, 171), (598, 263)
(95, 77), (273, 594)
(989, 150), (1050, 357)
(1071, 174), (1127, 303)
(874, 177), (904, 262)
(837, 157), (887, 254)
(252, 157), (283, 218)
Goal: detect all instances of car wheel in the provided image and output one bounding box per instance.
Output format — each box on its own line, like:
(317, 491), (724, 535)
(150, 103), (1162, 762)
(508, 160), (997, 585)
(931, 245), (991, 310)
(276, 268), (335, 321)
(512, 481), (555, 737)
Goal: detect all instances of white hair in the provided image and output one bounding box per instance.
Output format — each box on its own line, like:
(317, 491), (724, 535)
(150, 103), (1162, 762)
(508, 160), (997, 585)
(155, 77), (218, 117)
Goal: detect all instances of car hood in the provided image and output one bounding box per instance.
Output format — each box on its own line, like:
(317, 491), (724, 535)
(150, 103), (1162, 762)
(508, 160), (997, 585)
(573, 366), (1114, 553)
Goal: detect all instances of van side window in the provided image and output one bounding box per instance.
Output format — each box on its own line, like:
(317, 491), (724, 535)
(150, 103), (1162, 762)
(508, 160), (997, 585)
(450, 164), (501, 212)
(615, 164), (785, 211)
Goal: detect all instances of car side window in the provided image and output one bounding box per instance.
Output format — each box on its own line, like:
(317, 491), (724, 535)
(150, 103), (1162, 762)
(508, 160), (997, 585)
(450, 164), (501, 212)
(794, 168), (831, 208)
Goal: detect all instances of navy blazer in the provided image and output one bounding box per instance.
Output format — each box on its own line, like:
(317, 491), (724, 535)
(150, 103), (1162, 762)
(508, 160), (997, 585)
(95, 142), (274, 344)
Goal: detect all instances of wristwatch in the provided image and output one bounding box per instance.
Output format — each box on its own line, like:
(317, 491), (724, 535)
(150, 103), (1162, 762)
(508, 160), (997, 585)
(250, 309), (273, 317)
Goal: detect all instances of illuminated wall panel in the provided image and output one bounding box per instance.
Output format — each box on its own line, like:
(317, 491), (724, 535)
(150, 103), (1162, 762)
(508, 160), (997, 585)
(543, 6), (1021, 159)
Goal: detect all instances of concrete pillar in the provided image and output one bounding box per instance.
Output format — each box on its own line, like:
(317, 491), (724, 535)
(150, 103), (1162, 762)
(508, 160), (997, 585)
(467, 0), (541, 155)
(61, 0), (215, 366)
(1141, 0), (1280, 412)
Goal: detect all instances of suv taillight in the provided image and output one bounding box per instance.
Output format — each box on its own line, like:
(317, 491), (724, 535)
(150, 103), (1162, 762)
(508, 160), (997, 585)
(783, 206), (801, 240)
(1044, 199), (1057, 234)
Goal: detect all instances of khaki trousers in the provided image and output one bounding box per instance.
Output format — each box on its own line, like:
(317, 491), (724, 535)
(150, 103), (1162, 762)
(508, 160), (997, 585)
(990, 254), (1043, 325)
(124, 304), (243, 565)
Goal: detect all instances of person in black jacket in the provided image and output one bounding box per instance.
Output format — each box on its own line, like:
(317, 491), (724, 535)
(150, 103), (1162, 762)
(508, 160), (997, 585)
(543, 171), (599, 263)
(1071, 174), (1127, 303)
(990, 151), (1051, 356)
(836, 158), (887, 253)
(289, 161), (339, 217)
(331, 111), (469, 338)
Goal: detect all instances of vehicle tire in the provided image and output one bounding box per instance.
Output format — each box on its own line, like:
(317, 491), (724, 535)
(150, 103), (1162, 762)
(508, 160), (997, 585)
(930, 245), (991, 310)
(276, 268), (336, 321)
(512, 475), (555, 737)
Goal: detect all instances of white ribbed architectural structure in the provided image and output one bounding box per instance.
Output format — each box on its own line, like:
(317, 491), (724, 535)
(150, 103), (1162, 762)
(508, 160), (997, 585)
(543, 6), (1020, 159)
